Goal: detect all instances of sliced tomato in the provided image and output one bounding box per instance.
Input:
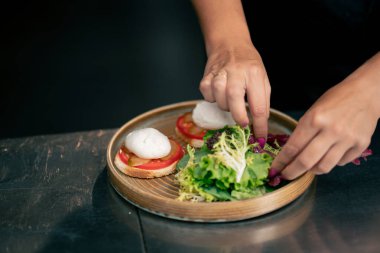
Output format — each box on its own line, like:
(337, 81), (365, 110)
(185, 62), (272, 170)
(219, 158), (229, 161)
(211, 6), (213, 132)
(128, 155), (151, 166)
(176, 112), (207, 140)
(117, 140), (184, 170)
(118, 149), (130, 164)
(135, 140), (184, 170)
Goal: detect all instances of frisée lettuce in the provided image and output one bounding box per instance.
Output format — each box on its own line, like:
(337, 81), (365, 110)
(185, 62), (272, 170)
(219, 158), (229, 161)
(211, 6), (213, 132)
(175, 125), (373, 202)
(176, 125), (283, 202)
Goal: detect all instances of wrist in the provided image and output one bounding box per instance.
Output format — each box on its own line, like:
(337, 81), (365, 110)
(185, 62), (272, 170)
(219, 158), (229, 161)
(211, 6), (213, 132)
(346, 52), (380, 119)
(206, 39), (257, 58)
(205, 32), (253, 55)
(192, 0), (253, 57)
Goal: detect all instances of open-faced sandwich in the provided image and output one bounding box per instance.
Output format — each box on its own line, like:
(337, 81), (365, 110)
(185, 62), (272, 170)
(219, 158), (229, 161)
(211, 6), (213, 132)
(175, 101), (236, 148)
(115, 128), (184, 178)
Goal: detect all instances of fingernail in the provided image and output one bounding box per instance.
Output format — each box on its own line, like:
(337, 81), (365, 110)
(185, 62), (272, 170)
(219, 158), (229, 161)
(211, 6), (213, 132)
(268, 168), (279, 178)
(257, 137), (266, 148)
(240, 120), (250, 128)
(268, 176), (282, 187)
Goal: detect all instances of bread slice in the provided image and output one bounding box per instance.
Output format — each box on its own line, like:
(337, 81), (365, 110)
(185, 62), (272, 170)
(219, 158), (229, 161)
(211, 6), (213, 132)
(175, 126), (204, 148)
(114, 152), (178, 178)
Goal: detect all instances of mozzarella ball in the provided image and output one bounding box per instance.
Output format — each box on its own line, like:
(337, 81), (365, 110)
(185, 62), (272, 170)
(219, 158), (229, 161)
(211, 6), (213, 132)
(192, 101), (236, 130)
(125, 128), (171, 159)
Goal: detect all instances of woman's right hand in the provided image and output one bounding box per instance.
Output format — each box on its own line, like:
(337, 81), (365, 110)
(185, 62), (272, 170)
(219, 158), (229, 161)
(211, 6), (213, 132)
(191, 0), (270, 140)
(199, 44), (271, 141)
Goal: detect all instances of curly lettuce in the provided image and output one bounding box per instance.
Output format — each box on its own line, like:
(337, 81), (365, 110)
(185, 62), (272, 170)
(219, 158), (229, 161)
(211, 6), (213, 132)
(176, 125), (277, 202)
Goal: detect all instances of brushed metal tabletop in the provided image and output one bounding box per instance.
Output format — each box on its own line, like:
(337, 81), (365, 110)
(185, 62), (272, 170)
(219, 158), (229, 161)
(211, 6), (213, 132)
(1, 112), (379, 253)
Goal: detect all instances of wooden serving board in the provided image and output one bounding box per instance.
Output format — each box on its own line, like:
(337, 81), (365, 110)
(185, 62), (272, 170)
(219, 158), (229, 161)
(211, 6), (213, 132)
(106, 100), (315, 222)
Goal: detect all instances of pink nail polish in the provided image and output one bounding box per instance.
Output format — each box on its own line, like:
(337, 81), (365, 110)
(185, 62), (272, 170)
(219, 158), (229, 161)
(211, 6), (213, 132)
(268, 168), (279, 178)
(257, 137), (266, 148)
(268, 176), (281, 187)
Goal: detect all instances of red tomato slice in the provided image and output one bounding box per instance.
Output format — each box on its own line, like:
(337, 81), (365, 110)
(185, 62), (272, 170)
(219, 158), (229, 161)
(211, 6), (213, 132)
(135, 140), (184, 170)
(117, 140), (184, 170)
(118, 149), (130, 164)
(176, 112), (207, 140)
(128, 155), (151, 166)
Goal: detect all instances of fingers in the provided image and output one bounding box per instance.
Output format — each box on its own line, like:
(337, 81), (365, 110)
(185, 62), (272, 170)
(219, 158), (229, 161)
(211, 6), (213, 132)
(199, 72), (215, 102)
(282, 137), (367, 179)
(264, 77), (271, 117)
(246, 68), (270, 139)
(201, 69), (249, 126)
(338, 147), (356, 166)
(226, 70), (249, 126)
(199, 58), (271, 131)
(271, 118), (319, 173)
(338, 141), (370, 166)
(211, 69), (229, 110)
(310, 142), (348, 175)
(274, 111), (372, 179)
(281, 131), (335, 180)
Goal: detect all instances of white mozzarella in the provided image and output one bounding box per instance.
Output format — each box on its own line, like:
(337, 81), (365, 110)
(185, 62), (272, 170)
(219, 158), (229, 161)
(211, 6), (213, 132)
(192, 101), (236, 130)
(125, 128), (171, 159)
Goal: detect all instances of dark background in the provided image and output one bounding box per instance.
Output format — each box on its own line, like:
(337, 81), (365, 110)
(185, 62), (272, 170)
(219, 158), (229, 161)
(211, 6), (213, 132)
(1, 0), (379, 139)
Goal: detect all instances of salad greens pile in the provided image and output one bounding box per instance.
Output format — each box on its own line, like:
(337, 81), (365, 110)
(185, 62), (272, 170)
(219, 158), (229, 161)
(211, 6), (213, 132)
(176, 125), (286, 202)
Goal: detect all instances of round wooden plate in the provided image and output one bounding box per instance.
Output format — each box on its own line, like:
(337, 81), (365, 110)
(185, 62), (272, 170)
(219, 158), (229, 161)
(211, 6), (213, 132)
(106, 100), (315, 222)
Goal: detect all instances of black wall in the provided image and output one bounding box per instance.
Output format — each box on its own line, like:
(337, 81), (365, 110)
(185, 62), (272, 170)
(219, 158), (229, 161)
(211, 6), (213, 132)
(1, 0), (378, 139)
(1, 0), (206, 139)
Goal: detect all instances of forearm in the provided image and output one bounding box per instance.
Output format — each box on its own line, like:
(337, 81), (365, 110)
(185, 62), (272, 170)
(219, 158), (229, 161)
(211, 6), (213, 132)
(192, 0), (253, 55)
(346, 52), (380, 118)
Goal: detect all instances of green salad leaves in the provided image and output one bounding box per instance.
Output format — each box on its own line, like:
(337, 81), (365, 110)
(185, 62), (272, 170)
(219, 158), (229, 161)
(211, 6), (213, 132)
(176, 125), (281, 202)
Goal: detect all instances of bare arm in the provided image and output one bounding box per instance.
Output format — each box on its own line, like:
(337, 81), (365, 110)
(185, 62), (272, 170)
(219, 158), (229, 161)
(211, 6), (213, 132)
(348, 52), (380, 116)
(192, 0), (252, 55)
(192, 0), (271, 141)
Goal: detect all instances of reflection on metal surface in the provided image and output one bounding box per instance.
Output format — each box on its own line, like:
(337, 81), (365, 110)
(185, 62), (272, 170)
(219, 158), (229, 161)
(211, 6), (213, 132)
(105, 176), (316, 248)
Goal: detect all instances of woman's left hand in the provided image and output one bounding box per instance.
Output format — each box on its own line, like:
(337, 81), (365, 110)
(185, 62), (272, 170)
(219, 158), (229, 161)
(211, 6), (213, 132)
(271, 53), (380, 179)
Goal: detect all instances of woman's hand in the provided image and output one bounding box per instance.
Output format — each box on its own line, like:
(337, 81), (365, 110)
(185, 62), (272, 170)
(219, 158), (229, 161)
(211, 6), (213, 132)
(191, 0), (270, 140)
(199, 45), (271, 140)
(272, 53), (380, 179)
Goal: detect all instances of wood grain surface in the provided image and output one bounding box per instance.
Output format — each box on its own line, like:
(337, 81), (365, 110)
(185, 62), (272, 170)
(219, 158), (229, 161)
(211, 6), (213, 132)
(106, 100), (315, 222)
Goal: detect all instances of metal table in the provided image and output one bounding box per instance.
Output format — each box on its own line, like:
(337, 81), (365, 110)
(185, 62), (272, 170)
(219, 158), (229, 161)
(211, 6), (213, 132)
(1, 112), (379, 253)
